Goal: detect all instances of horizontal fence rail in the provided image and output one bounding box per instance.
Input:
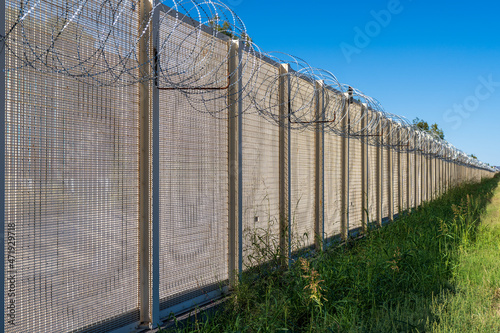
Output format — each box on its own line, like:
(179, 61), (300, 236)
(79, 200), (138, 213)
(1, 0), (497, 332)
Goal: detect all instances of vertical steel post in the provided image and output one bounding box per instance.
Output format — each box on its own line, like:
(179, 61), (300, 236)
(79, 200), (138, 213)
(439, 158), (442, 195)
(397, 129), (402, 214)
(437, 157), (440, 196)
(428, 144), (432, 200)
(279, 64), (290, 267)
(314, 80), (324, 250)
(138, 0), (153, 326)
(406, 135), (410, 211)
(446, 157), (452, 189)
(228, 40), (240, 285)
(341, 92), (350, 239)
(436, 155), (439, 197)
(237, 44), (243, 280)
(448, 160), (450, 189)
(361, 104), (368, 232)
(443, 158), (446, 191)
(387, 122), (393, 221)
(376, 119), (383, 227)
(452, 163), (454, 186)
(151, 3), (160, 326)
(421, 137), (425, 203)
(414, 136), (418, 209)
(428, 142), (432, 199)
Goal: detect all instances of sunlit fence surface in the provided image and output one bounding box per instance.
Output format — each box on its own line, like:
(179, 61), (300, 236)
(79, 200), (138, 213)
(1, 0), (496, 332)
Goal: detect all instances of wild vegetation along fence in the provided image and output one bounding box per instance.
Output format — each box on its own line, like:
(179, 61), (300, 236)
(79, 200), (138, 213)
(1, 0), (496, 332)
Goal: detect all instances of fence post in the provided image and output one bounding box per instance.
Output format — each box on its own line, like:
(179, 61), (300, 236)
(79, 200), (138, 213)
(439, 157), (442, 195)
(406, 136), (410, 211)
(314, 80), (324, 250)
(341, 91), (350, 239)
(387, 122), (393, 221)
(431, 146), (435, 199)
(448, 158), (453, 189)
(436, 154), (438, 196)
(428, 144), (432, 200)
(455, 164), (458, 185)
(451, 161), (453, 188)
(151, 4), (161, 326)
(422, 137), (429, 202)
(437, 157), (440, 196)
(452, 163), (454, 186)
(376, 118), (383, 227)
(421, 137), (425, 203)
(444, 159), (446, 191)
(138, 0), (154, 326)
(450, 162), (452, 187)
(428, 142), (432, 199)
(279, 63), (290, 266)
(397, 128), (402, 214)
(228, 40), (240, 285)
(414, 136), (418, 209)
(446, 157), (451, 190)
(361, 104), (368, 232)
(435, 153), (438, 197)
(429, 142), (433, 200)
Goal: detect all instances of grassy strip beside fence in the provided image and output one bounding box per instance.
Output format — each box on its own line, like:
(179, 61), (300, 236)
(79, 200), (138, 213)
(161, 174), (500, 332)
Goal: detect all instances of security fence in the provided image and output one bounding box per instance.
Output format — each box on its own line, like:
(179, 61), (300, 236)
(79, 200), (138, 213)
(1, 0), (496, 332)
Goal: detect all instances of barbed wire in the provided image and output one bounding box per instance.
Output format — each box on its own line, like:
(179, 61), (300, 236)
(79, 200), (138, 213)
(0, 0), (493, 171)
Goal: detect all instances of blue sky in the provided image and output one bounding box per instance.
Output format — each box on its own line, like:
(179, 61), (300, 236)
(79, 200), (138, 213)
(223, 0), (500, 166)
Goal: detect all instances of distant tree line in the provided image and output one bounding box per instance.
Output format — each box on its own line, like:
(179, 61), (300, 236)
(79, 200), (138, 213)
(412, 117), (444, 140)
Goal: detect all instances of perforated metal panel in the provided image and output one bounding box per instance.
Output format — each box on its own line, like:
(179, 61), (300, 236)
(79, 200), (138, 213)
(382, 146), (390, 219)
(157, 15), (229, 309)
(289, 78), (316, 250)
(241, 57), (281, 267)
(408, 152), (415, 209)
(367, 142), (378, 224)
(416, 152), (422, 206)
(348, 104), (363, 232)
(401, 151), (408, 211)
(4, 1), (140, 331)
(324, 119), (342, 241)
(393, 149), (399, 213)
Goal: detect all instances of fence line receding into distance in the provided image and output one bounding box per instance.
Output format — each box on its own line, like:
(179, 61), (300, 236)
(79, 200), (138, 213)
(1, 0), (496, 331)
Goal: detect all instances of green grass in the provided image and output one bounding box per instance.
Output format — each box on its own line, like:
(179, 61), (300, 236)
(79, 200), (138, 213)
(429, 179), (500, 332)
(160, 174), (500, 332)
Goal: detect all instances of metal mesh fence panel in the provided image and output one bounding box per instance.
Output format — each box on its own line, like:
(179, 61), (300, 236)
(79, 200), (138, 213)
(324, 119), (342, 241)
(410, 152), (414, 208)
(409, 152), (415, 209)
(241, 56), (281, 268)
(401, 151), (408, 211)
(416, 152), (422, 206)
(382, 146), (390, 218)
(4, 1), (140, 331)
(290, 126), (316, 249)
(393, 149), (399, 214)
(158, 89), (229, 309)
(348, 104), (363, 232)
(367, 143), (378, 224)
(157, 15), (229, 309)
(290, 79), (316, 250)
